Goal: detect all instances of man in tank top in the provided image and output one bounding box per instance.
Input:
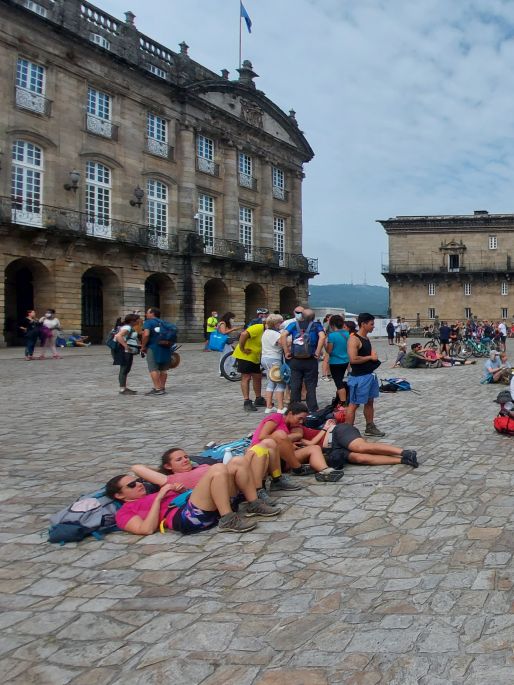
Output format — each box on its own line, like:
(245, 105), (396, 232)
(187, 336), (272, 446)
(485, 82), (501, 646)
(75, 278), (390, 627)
(345, 313), (385, 437)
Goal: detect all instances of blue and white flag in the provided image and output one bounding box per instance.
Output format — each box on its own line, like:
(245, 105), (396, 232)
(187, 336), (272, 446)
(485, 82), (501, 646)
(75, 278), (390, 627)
(240, 1), (252, 33)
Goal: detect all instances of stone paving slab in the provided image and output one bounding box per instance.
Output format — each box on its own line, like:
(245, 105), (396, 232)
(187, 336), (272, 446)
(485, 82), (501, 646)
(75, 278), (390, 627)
(1, 340), (513, 684)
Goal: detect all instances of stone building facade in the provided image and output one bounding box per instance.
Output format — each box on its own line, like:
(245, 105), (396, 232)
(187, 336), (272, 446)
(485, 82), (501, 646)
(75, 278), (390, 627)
(379, 211), (514, 325)
(1, 0), (317, 344)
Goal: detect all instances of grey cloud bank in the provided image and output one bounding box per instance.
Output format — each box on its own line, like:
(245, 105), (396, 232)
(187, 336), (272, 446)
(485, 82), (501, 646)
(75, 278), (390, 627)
(103, 0), (514, 284)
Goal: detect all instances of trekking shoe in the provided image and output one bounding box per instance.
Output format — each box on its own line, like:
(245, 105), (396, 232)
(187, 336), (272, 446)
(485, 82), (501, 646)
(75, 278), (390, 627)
(269, 475), (302, 491)
(364, 423), (386, 437)
(401, 450), (419, 468)
(292, 464), (316, 476)
(243, 399), (258, 412)
(315, 468), (344, 483)
(257, 488), (279, 507)
(119, 388), (137, 395)
(254, 396), (266, 407)
(145, 388), (161, 396)
(243, 499), (281, 517)
(218, 512), (257, 533)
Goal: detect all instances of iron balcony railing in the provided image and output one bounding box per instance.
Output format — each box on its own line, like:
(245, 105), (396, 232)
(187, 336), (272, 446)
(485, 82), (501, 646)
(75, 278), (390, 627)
(2, 197), (178, 251)
(195, 157), (220, 177)
(382, 259), (513, 274)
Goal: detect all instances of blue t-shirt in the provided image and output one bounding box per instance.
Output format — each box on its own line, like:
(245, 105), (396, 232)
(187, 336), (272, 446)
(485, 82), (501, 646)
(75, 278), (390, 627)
(327, 329), (349, 364)
(286, 320), (324, 356)
(143, 318), (172, 362)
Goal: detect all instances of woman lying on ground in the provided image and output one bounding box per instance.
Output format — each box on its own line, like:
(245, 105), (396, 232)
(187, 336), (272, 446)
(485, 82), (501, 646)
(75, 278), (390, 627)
(106, 455), (279, 536)
(134, 440), (282, 507)
(251, 402), (344, 482)
(299, 420), (418, 469)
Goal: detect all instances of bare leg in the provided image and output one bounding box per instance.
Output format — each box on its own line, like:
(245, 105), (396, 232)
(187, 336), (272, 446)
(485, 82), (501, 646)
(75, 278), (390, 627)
(265, 390), (274, 409)
(189, 464), (232, 515)
(251, 372), (262, 399)
(348, 452), (401, 465)
(150, 370), (162, 390)
(294, 444), (328, 472)
(160, 370), (168, 390)
(240, 373), (251, 400)
(348, 437), (401, 456)
(345, 403), (358, 426)
(238, 448), (269, 488)
(363, 400), (374, 425)
(275, 437), (302, 469)
(225, 458), (258, 501)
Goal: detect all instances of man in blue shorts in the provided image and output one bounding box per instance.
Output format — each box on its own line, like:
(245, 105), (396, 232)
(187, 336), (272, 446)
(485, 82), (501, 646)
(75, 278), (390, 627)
(345, 313), (385, 437)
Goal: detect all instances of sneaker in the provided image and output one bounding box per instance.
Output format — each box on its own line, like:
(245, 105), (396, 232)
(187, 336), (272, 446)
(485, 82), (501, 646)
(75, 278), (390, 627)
(264, 407), (275, 414)
(218, 512), (257, 533)
(145, 388), (164, 396)
(270, 475), (302, 492)
(364, 423), (386, 437)
(315, 468), (344, 483)
(254, 396), (266, 407)
(243, 499), (281, 517)
(119, 388), (137, 395)
(278, 407), (288, 414)
(401, 450), (419, 468)
(243, 399), (258, 412)
(292, 464), (316, 476)
(257, 488), (279, 507)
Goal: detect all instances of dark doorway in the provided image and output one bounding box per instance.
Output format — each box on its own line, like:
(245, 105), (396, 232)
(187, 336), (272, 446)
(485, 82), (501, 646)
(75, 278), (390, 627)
(279, 286), (297, 317)
(204, 278), (228, 328)
(5, 266), (34, 345)
(82, 274), (103, 343)
(145, 277), (161, 311)
(244, 283), (266, 324)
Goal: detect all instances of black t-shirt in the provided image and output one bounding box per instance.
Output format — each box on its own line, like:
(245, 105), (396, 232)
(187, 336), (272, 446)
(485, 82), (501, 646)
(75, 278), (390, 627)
(21, 317), (39, 336)
(439, 325), (450, 341)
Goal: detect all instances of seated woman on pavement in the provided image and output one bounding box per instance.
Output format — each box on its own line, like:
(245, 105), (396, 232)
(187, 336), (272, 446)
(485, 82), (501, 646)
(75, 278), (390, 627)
(299, 420), (418, 469)
(404, 343), (474, 368)
(134, 440), (282, 508)
(106, 455), (279, 537)
(482, 351), (511, 384)
(251, 402), (344, 482)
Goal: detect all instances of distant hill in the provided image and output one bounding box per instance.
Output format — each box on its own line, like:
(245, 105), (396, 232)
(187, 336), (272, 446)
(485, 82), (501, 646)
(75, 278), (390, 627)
(309, 284), (389, 316)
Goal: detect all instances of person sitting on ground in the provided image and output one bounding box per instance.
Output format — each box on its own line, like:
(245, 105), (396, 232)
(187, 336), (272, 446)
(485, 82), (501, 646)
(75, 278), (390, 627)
(403, 343), (431, 368)
(67, 332), (91, 347)
(134, 440), (282, 507)
(251, 402), (344, 482)
(392, 344), (407, 368)
(482, 351), (511, 383)
(107, 456), (279, 536)
(300, 420), (418, 469)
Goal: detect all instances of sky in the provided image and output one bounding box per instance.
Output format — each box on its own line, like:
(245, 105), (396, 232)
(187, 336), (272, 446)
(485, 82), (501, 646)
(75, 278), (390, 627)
(101, 0), (514, 285)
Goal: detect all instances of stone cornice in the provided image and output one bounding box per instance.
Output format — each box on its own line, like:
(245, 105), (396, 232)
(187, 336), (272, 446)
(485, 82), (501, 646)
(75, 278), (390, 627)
(378, 214), (514, 233)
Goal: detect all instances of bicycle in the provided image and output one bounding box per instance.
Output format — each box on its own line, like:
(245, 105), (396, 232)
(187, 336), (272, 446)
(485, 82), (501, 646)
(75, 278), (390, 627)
(461, 337), (491, 357)
(423, 336), (440, 350)
(219, 341), (242, 382)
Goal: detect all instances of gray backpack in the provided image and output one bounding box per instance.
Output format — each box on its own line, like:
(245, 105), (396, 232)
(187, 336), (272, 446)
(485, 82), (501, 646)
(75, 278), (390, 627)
(48, 490), (121, 544)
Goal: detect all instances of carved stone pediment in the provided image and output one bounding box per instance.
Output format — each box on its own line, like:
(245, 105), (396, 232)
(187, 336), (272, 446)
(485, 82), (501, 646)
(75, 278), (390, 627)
(240, 99), (263, 128)
(439, 239), (466, 253)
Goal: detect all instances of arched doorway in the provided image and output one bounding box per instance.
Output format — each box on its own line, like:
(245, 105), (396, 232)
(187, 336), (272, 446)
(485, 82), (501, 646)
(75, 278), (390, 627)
(204, 278), (228, 329)
(81, 267), (120, 343)
(145, 274), (177, 321)
(280, 286), (298, 317)
(4, 258), (53, 345)
(245, 283), (266, 324)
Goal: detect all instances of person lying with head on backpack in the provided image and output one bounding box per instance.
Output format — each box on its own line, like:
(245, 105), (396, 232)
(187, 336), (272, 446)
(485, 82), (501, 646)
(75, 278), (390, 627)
(300, 422), (419, 469)
(132, 440), (282, 509)
(251, 402), (344, 482)
(106, 456), (280, 536)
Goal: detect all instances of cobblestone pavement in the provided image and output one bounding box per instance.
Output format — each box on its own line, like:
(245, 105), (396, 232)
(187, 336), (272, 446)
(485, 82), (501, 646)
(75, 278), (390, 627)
(1, 339), (513, 684)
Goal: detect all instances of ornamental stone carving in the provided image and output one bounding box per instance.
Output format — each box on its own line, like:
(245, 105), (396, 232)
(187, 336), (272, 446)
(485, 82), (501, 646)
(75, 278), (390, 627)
(240, 99), (263, 128)
(15, 87), (49, 115)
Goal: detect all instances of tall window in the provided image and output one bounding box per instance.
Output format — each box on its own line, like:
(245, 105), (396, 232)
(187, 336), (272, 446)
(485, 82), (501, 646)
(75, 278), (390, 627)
(501, 281), (509, 296)
(87, 86), (111, 120)
(448, 254), (460, 271)
(239, 206), (253, 259)
(272, 166), (285, 200)
(464, 283), (471, 296)
(428, 283), (435, 296)
(428, 308), (436, 320)
(11, 140), (43, 226)
(489, 235), (497, 250)
(16, 58), (45, 94)
(465, 307), (472, 319)
(147, 179), (168, 248)
(239, 152), (255, 189)
(197, 194), (215, 249)
(501, 307), (508, 319)
(196, 135), (216, 174)
(146, 113), (168, 157)
(85, 161), (111, 237)
(273, 216), (285, 263)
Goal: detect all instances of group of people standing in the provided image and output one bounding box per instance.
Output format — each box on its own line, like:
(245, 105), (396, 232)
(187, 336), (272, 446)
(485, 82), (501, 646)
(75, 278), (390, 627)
(20, 309), (63, 360)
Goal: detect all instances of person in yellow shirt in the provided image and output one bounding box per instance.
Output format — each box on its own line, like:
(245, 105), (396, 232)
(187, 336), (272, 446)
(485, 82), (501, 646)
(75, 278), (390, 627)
(232, 322), (266, 411)
(204, 310), (218, 350)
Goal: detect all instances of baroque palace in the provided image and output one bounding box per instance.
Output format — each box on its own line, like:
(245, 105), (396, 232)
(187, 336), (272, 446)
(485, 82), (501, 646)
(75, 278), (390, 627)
(1, 0), (316, 344)
(380, 211), (514, 324)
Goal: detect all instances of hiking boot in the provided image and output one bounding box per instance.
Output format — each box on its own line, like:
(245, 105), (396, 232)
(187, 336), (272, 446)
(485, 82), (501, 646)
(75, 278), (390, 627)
(257, 488), (279, 507)
(315, 468), (344, 483)
(243, 399), (258, 412)
(243, 499), (281, 517)
(401, 450), (419, 468)
(254, 396), (266, 407)
(269, 475), (302, 492)
(364, 423), (386, 437)
(292, 464), (316, 476)
(218, 512), (257, 533)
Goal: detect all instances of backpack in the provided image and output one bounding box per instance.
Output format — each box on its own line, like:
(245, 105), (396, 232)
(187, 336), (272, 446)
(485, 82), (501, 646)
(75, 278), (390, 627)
(493, 413), (514, 435)
(381, 377), (411, 391)
(304, 400), (338, 429)
(291, 321), (315, 359)
(155, 320), (178, 347)
(48, 488), (122, 544)
(105, 327), (119, 351)
(199, 436), (252, 461)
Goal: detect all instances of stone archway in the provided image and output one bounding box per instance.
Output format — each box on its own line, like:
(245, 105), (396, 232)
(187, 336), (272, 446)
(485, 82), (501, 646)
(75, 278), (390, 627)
(81, 266), (121, 343)
(4, 257), (53, 345)
(280, 286), (298, 317)
(145, 273), (177, 321)
(244, 282), (266, 324)
(204, 278), (229, 328)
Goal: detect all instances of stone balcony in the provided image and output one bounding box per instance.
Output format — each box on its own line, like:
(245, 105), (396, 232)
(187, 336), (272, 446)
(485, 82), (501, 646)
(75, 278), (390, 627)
(382, 258), (513, 275)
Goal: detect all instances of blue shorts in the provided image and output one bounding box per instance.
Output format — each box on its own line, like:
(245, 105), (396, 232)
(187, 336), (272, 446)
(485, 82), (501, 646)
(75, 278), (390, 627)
(170, 499), (219, 535)
(347, 373), (379, 405)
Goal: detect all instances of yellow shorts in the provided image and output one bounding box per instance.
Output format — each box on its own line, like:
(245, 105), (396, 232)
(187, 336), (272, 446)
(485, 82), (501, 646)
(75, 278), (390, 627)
(249, 443), (269, 459)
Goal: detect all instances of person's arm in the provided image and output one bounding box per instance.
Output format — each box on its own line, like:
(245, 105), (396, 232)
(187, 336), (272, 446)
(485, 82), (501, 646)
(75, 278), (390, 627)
(348, 336), (377, 364)
(114, 327), (130, 351)
(288, 428), (304, 442)
(314, 330), (326, 358)
(325, 334), (334, 355)
(238, 330), (250, 354)
(257, 420), (279, 440)
(122, 484), (175, 535)
(141, 326), (150, 353)
(280, 330), (291, 358)
(131, 464), (167, 486)
(300, 429), (326, 446)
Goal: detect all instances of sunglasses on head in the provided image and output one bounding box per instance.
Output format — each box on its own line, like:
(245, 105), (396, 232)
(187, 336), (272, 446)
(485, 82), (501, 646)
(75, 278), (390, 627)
(124, 478), (143, 489)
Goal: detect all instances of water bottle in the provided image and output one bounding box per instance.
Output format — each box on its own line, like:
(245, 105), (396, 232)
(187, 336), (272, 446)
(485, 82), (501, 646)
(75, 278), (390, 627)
(222, 448), (233, 465)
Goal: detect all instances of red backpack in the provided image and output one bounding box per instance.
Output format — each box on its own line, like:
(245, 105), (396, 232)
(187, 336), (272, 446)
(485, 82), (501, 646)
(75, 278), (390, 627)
(493, 414), (514, 435)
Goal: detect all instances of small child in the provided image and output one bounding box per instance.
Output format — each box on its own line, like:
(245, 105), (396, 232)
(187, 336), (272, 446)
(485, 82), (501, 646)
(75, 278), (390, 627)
(392, 344), (407, 368)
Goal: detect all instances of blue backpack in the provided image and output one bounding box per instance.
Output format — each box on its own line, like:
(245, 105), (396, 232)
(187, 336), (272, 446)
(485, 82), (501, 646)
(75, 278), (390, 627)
(199, 436), (252, 461)
(156, 320), (178, 348)
(48, 488), (122, 544)
(291, 322), (315, 359)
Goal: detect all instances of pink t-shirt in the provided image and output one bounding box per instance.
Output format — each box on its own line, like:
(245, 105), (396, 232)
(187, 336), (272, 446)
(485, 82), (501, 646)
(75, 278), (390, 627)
(165, 464), (210, 490)
(115, 491), (178, 530)
(251, 413), (290, 445)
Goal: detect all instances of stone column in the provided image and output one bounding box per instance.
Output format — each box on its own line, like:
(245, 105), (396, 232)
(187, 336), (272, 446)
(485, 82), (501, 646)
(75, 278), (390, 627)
(53, 260), (82, 334)
(177, 123), (196, 235)
(222, 144), (238, 241)
(259, 158), (273, 249)
(289, 170), (304, 254)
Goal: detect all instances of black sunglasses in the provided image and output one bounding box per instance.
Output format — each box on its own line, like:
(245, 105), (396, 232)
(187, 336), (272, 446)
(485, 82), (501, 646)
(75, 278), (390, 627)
(125, 478), (143, 489)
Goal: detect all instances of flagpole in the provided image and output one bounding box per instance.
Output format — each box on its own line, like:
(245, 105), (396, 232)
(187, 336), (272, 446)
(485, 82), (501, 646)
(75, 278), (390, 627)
(238, 2), (242, 68)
